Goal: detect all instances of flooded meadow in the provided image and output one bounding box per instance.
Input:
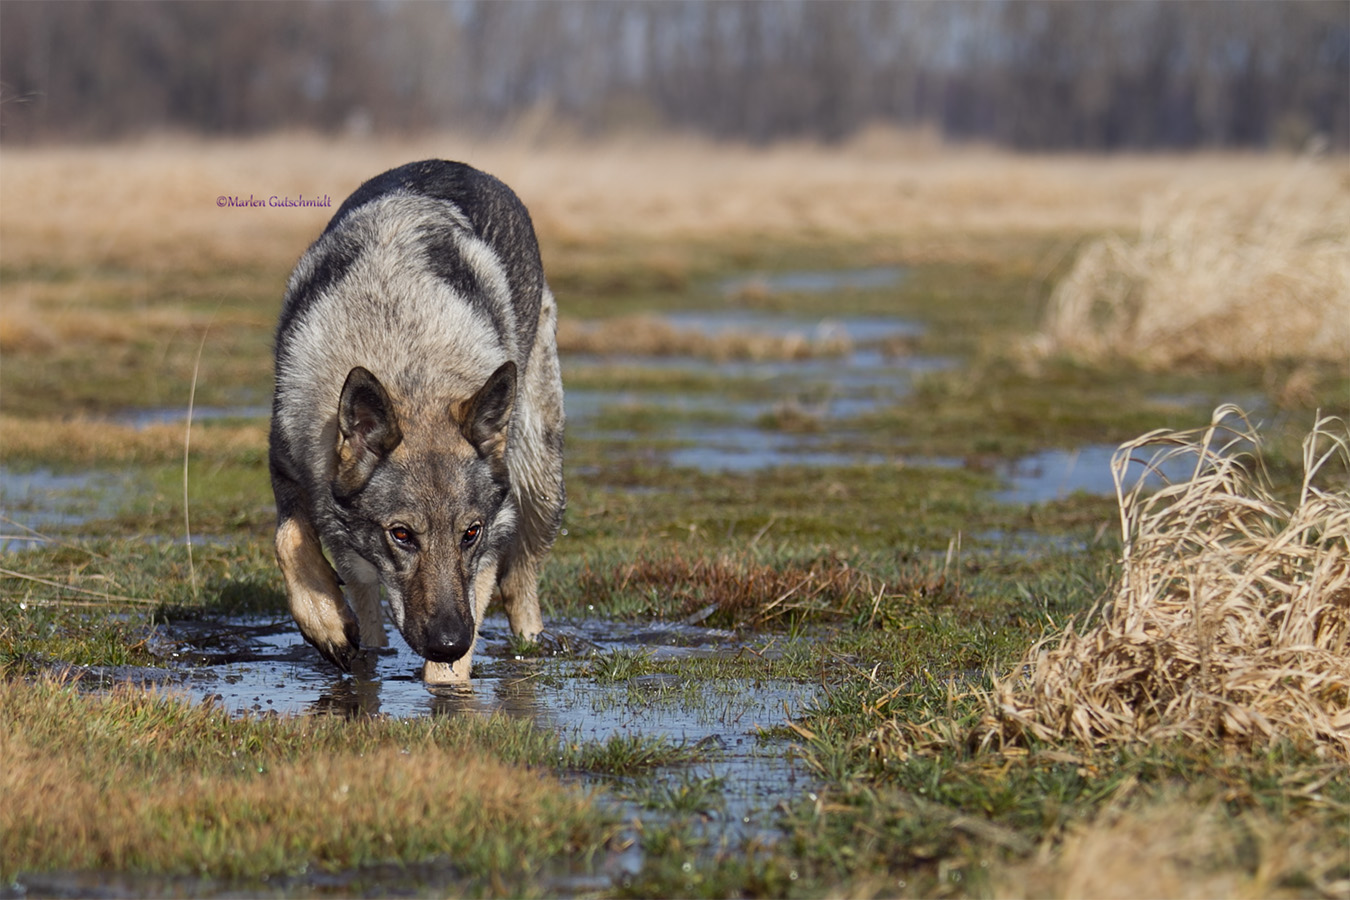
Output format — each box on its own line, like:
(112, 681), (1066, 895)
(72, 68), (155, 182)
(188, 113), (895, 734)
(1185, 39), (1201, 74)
(3, 141), (1346, 898)
(0, 282), (1292, 896)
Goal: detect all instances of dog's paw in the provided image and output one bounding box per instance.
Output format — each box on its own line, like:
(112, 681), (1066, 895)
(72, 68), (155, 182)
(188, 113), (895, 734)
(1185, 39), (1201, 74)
(349, 647), (380, 680)
(304, 617), (362, 672)
(530, 628), (594, 657)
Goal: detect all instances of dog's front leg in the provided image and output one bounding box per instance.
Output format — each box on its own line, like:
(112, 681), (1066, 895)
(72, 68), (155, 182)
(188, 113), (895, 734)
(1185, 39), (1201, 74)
(500, 558), (544, 643)
(275, 514), (361, 671)
(339, 556), (387, 649)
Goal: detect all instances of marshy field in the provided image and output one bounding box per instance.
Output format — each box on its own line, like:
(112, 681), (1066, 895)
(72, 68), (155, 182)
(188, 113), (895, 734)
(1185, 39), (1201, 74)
(2, 133), (1349, 898)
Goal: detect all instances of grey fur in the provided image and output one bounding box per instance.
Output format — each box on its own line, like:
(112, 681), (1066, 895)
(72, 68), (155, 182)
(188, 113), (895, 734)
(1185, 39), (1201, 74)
(269, 161), (564, 680)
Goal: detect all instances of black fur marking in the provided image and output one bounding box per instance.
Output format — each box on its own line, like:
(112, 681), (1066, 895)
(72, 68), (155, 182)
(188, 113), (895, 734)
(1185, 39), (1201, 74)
(319, 160), (544, 363)
(276, 232), (363, 347)
(416, 222), (510, 341)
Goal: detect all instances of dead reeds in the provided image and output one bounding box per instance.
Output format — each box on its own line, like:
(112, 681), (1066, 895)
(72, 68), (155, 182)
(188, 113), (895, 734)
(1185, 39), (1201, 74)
(982, 405), (1350, 760)
(1036, 155), (1350, 368)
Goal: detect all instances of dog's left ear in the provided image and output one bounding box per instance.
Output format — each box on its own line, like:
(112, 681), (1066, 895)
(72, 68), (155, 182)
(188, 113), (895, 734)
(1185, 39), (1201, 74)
(335, 366), (403, 498)
(458, 361), (516, 463)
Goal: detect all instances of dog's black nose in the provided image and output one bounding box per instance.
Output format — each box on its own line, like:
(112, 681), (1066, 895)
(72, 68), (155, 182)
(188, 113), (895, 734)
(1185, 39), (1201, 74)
(420, 619), (474, 663)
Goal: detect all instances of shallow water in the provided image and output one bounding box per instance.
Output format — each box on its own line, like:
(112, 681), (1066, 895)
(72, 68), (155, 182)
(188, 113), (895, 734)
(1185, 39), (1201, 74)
(111, 404), (271, 430)
(994, 443), (1214, 504)
(24, 613), (820, 895)
(717, 266), (906, 297)
(0, 606), (817, 898)
(564, 306), (953, 473)
(663, 308), (920, 343)
(0, 467), (144, 552)
(141, 612), (819, 839)
(665, 424), (885, 471)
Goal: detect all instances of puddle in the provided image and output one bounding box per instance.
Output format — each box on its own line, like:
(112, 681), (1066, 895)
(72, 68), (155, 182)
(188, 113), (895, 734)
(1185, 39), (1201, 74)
(663, 309), (920, 343)
(563, 307), (953, 473)
(140, 612), (819, 851)
(0, 466), (143, 552)
(111, 404), (269, 429)
(22, 612), (819, 894)
(666, 425), (885, 471)
(995, 443), (1215, 504)
(718, 266), (906, 297)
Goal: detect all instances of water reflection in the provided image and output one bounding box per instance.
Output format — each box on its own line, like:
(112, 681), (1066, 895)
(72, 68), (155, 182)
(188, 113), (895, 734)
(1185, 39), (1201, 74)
(717, 265), (906, 297)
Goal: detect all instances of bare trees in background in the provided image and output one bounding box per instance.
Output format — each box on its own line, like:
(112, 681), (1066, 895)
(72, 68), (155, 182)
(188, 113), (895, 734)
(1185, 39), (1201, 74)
(2, 0), (1345, 149)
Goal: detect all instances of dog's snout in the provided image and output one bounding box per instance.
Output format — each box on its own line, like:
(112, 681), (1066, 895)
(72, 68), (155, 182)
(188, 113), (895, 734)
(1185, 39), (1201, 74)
(420, 618), (474, 664)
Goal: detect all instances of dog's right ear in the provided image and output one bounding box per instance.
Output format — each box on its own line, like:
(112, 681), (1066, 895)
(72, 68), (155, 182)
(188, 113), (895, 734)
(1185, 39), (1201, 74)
(457, 361), (517, 460)
(334, 366), (402, 498)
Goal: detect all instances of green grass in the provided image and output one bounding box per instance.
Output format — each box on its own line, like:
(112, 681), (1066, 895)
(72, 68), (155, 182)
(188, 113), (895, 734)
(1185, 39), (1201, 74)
(0, 678), (615, 893)
(561, 732), (710, 776)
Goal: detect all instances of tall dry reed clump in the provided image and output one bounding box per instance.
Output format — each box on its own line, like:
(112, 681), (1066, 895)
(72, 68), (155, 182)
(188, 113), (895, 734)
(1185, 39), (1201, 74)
(1037, 156), (1350, 368)
(983, 405), (1350, 760)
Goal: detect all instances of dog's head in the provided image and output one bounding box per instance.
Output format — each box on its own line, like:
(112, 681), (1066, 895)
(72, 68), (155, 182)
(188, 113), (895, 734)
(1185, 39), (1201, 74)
(329, 361), (517, 664)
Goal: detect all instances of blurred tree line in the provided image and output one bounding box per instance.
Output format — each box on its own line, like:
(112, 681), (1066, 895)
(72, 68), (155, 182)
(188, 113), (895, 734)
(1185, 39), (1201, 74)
(2, 0), (1345, 149)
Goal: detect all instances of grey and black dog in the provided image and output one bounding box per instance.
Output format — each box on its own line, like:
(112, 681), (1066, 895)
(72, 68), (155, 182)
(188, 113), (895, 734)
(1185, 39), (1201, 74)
(269, 160), (564, 683)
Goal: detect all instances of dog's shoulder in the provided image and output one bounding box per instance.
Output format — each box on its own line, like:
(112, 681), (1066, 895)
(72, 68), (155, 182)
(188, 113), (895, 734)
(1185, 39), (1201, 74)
(308, 161), (543, 331)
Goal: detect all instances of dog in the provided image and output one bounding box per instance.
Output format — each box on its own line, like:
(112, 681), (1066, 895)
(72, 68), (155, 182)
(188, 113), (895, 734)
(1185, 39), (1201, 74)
(269, 160), (565, 684)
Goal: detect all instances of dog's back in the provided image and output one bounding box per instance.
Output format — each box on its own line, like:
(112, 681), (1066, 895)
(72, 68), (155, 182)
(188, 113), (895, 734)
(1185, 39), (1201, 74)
(270, 161), (564, 682)
(275, 162), (543, 464)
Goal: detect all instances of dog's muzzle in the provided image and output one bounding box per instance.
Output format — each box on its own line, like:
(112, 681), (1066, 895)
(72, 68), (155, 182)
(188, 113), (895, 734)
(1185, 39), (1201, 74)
(418, 617), (475, 664)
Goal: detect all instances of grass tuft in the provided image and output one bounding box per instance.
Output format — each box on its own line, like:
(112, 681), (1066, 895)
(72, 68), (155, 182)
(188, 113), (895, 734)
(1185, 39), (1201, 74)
(1035, 156), (1350, 369)
(574, 551), (962, 628)
(982, 405), (1350, 759)
(561, 732), (707, 775)
(0, 678), (610, 887)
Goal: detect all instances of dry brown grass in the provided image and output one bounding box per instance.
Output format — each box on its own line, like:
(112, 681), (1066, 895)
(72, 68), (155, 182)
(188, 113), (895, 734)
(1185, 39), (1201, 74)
(1, 131), (1331, 273)
(0, 678), (602, 881)
(0, 415), (264, 465)
(995, 787), (1349, 899)
(556, 314), (852, 361)
(577, 551), (957, 626)
(1035, 154), (1350, 368)
(981, 405), (1350, 760)
(0, 300), (210, 355)
(3, 132), (1335, 372)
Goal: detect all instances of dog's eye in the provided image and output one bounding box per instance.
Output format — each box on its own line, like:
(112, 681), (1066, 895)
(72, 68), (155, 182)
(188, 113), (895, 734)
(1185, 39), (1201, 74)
(462, 521), (482, 547)
(388, 526), (416, 548)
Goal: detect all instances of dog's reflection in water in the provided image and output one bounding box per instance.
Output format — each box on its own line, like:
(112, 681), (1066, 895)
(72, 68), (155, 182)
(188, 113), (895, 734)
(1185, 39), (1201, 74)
(309, 654), (545, 722)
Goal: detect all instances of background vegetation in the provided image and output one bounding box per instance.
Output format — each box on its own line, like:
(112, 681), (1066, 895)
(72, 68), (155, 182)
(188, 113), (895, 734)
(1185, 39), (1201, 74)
(2, 0), (1346, 150)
